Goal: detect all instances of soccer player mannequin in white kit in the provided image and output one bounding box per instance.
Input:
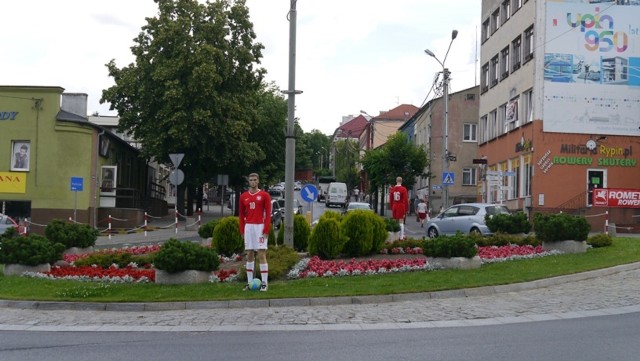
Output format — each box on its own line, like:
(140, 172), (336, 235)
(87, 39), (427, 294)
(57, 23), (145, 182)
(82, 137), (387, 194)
(239, 173), (272, 291)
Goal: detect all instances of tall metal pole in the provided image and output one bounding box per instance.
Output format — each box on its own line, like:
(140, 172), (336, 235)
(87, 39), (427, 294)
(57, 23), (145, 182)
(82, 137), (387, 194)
(284, 0), (301, 248)
(443, 68), (450, 208)
(425, 29), (457, 209)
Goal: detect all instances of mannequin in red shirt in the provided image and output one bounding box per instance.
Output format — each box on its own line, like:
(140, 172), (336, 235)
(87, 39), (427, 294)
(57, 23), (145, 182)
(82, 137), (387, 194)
(389, 176), (409, 240)
(239, 173), (272, 291)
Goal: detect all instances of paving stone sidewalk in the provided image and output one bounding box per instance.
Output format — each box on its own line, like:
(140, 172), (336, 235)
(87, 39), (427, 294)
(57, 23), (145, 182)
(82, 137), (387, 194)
(1, 263), (639, 332)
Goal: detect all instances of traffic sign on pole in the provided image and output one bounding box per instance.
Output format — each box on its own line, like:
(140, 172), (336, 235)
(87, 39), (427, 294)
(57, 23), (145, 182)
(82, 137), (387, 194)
(169, 153), (184, 168)
(301, 184), (318, 203)
(442, 172), (455, 185)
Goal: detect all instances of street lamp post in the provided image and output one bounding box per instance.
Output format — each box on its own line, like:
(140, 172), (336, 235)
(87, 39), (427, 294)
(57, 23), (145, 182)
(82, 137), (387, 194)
(425, 29), (458, 209)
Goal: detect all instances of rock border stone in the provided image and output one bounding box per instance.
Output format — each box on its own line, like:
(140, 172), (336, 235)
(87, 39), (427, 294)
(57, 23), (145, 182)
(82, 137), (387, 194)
(4, 263), (51, 276)
(542, 240), (588, 254)
(155, 269), (211, 284)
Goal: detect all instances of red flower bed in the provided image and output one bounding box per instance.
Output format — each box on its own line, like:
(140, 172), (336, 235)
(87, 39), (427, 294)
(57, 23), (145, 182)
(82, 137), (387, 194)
(45, 265), (155, 282)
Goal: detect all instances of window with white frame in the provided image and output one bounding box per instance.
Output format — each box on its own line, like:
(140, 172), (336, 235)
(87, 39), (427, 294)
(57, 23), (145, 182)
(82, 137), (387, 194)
(491, 9), (500, 34)
(512, 36), (522, 72)
(524, 25), (534, 61)
(482, 18), (490, 43)
(490, 55), (499, 87)
(512, 0), (523, 15)
(507, 97), (519, 130)
(501, 0), (511, 25)
(463, 123), (477, 142)
(523, 88), (533, 124)
(480, 115), (488, 143)
(500, 46), (509, 79)
(510, 159), (520, 199)
(481, 63), (489, 93)
(498, 103), (507, 135)
(462, 167), (477, 186)
(523, 161), (532, 197)
(489, 109), (498, 140)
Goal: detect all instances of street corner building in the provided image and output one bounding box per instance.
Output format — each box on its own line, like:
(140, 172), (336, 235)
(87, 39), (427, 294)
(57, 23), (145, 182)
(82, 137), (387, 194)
(0, 86), (168, 235)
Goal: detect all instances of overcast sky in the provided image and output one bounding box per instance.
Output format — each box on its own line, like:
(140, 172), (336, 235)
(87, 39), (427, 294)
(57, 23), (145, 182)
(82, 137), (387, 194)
(2, 0), (480, 135)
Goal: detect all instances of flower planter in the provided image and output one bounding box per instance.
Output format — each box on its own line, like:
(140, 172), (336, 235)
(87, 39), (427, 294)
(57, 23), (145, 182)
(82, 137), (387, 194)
(386, 232), (400, 242)
(155, 269), (211, 284)
(429, 256), (482, 270)
(3, 263), (51, 276)
(542, 240), (587, 254)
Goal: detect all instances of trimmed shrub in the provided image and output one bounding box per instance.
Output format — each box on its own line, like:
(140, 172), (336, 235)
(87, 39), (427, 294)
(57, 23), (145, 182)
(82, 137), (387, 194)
(308, 217), (345, 259)
(198, 219), (219, 239)
(153, 238), (219, 273)
(485, 212), (532, 234)
(73, 252), (155, 268)
(533, 213), (590, 242)
(0, 229), (65, 266)
(475, 232), (540, 247)
(267, 226), (276, 246)
(211, 216), (243, 257)
(587, 233), (613, 248)
(293, 214), (311, 251)
(384, 218), (400, 232)
(383, 238), (425, 253)
(44, 219), (98, 249)
(368, 213), (389, 254)
(424, 232), (477, 258)
(240, 245), (300, 281)
(277, 222), (284, 245)
(341, 211), (374, 257)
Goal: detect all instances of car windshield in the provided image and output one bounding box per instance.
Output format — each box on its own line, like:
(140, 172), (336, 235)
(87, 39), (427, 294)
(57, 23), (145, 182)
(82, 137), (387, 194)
(485, 205), (510, 216)
(348, 203), (370, 210)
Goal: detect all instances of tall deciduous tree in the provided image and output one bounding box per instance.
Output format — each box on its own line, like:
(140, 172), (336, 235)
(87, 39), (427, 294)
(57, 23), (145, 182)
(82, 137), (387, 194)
(362, 132), (429, 213)
(100, 0), (278, 215)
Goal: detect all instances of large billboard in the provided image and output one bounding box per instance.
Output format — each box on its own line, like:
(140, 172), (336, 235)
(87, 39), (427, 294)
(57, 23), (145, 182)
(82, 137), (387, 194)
(543, 1), (640, 135)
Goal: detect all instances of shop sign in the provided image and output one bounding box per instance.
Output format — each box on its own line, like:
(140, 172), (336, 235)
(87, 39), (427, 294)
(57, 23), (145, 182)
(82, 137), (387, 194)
(0, 112), (18, 120)
(0, 172), (27, 193)
(593, 188), (640, 208)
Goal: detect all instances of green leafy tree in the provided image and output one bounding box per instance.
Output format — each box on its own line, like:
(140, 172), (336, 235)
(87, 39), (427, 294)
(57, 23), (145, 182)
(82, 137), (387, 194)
(101, 0), (286, 215)
(361, 132), (429, 212)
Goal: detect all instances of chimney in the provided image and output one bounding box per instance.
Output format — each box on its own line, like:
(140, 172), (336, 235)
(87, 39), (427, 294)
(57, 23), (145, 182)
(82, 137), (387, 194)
(61, 93), (88, 117)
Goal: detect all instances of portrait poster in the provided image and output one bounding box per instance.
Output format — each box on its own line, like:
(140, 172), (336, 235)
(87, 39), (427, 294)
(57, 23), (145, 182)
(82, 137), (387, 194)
(10, 141), (30, 171)
(100, 165), (117, 195)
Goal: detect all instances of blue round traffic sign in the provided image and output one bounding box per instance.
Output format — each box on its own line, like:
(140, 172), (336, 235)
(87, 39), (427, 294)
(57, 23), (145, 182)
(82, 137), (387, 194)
(300, 184), (318, 203)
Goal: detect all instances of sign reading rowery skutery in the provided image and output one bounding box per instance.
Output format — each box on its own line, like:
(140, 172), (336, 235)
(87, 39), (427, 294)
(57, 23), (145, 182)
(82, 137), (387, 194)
(0, 172), (27, 193)
(593, 188), (640, 208)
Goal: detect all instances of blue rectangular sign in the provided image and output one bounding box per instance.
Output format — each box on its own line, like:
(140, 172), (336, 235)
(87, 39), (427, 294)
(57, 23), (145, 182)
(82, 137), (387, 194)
(71, 177), (83, 191)
(442, 172), (455, 185)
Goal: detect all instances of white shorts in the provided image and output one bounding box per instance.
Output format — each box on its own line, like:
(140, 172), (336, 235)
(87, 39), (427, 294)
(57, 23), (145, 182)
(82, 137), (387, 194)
(244, 223), (267, 250)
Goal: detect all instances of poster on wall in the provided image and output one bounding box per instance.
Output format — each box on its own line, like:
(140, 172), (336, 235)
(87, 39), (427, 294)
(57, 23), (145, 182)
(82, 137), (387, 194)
(10, 141), (30, 171)
(543, 1), (640, 136)
(100, 166), (116, 194)
(100, 165), (117, 208)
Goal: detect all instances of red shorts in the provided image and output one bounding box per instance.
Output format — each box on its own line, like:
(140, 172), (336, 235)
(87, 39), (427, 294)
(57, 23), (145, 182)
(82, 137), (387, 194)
(418, 212), (426, 220)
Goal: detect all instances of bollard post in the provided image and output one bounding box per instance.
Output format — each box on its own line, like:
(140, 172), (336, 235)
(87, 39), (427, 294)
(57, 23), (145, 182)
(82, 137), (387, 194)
(605, 211), (609, 236)
(108, 214), (112, 240)
(144, 212), (148, 237)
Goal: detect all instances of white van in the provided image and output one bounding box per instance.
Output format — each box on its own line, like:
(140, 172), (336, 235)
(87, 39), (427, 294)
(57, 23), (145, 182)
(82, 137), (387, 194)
(325, 182), (348, 208)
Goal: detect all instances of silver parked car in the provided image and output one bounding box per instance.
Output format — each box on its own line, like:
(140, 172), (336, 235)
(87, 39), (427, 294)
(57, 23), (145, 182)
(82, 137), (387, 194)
(425, 203), (510, 238)
(342, 202), (373, 215)
(0, 213), (18, 234)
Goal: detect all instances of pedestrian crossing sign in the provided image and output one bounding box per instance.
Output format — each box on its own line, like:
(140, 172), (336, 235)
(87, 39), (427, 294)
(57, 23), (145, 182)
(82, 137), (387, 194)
(442, 172), (455, 185)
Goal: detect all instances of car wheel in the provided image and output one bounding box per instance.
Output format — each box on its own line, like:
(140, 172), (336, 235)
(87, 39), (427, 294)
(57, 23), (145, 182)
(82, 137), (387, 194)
(427, 227), (439, 238)
(470, 227), (481, 236)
